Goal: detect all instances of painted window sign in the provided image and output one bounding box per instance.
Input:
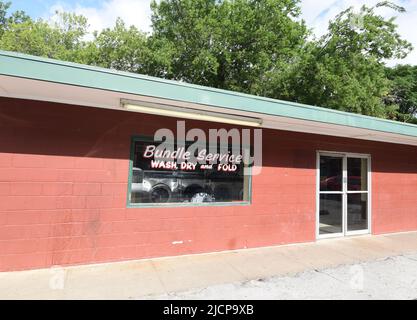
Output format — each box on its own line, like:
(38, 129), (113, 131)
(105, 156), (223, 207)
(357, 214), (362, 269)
(142, 144), (243, 172)
(128, 138), (251, 206)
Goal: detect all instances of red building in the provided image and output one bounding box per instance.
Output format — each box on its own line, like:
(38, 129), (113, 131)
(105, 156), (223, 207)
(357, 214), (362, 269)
(1, 50), (416, 272)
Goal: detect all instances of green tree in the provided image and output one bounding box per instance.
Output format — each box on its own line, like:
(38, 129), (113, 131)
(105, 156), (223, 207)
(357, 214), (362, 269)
(82, 17), (174, 77)
(0, 1), (30, 37)
(277, 1), (413, 118)
(0, 0), (416, 123)
(0, 10), (88, 62)
(386, 64), (417, 123)
(85, 18), (150, 72)
(149, 0), (309, 94)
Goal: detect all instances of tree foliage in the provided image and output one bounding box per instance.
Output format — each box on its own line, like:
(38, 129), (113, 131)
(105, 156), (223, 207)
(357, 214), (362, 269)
(386, 65), (417, 123)
(274, 2), (413, 118)
(149, 0), (309, 95)
(0, 0), (415, 122)
(0, 10), (88, 61)
(84, 18), (151, 72)
(0, 1), (30, 37)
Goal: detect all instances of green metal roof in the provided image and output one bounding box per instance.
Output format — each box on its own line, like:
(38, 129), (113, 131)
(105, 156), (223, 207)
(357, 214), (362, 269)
(1, 49), (417, 139)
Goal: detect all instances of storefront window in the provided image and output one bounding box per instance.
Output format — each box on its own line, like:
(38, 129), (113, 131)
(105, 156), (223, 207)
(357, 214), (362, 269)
(128, 137), (251, 206)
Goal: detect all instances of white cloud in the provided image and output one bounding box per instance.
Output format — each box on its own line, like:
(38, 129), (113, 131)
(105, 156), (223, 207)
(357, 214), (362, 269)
(49, 0), (153, 35)
(300, 0), (417, 65)
(47, 0), (417, 65)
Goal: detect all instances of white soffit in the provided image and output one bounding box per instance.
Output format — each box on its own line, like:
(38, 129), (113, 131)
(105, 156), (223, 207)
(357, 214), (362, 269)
(1, 74), (417, 147)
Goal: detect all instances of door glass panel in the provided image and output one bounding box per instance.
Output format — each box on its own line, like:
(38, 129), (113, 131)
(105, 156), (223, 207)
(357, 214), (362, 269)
(319, 194), (343, 235)
(347, 158), (368, 191)
(320, 156), (343, 191)
(347, 193), (368, 231)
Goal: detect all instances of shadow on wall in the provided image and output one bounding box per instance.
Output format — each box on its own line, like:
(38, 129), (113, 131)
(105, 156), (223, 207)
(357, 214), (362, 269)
(0, 97), (416, 174)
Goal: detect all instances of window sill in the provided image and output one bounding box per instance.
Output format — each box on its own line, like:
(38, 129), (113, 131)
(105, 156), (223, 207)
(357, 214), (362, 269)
(126, 201), (251, 209)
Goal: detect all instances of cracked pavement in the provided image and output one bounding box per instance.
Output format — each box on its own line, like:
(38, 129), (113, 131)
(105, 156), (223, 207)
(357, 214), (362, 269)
(151, 253), (417, 300)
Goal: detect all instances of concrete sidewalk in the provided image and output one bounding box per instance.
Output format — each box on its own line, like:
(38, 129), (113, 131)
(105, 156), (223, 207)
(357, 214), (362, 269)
(153, 253), (417, 300)
(1, 231), (417, 299)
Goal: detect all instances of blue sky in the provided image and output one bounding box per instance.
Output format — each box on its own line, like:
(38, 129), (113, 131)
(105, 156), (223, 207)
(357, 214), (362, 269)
(9, 1), (101, 16)
(6, 0), (417, 65)
(9, 0), (98, 17)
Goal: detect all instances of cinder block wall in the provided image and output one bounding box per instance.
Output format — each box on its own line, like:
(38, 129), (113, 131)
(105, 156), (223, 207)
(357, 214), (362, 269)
(0, 97), (416, 271)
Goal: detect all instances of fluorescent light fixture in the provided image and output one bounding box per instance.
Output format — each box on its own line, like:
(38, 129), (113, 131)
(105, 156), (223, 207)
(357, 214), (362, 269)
(121, 100), (262, 127)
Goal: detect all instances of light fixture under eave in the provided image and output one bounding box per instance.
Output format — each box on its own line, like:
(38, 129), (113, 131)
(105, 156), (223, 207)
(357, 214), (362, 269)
(121, 100), (263, 127)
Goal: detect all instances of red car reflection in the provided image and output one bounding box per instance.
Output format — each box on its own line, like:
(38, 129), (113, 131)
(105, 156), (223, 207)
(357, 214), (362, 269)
(320, 176), (362, 191)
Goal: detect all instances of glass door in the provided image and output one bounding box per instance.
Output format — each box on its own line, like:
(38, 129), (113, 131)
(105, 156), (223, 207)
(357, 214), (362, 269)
(318, 154), (344, 237)
(318, 152), (370, 238)
(346, 157), (369, 235)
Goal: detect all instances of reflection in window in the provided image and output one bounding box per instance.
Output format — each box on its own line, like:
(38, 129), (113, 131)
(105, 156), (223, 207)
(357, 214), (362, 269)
(319, 194), (343, 234)
(320, 156), (343, 191)
(347, 158), (368, 191)
(129, 139), (251, 205)
(347, 193), (368, 231)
